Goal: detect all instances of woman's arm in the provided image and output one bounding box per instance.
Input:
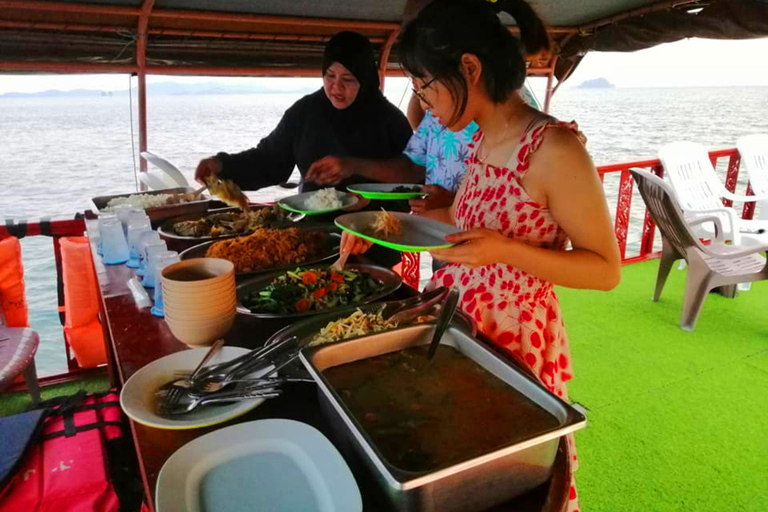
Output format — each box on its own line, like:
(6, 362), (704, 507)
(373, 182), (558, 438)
(306, 154), (425, 185)
(214, 100), (302, 190)
(432, 128), (620, 291)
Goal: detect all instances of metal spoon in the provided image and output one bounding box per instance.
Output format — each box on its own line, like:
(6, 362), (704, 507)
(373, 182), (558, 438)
(158, 388), (282, 416)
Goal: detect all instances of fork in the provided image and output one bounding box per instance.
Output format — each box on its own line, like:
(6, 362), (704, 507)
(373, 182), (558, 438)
(157, 388), (282, 416)
(184, 335), (298, 384)
(156, 339), (225, 411)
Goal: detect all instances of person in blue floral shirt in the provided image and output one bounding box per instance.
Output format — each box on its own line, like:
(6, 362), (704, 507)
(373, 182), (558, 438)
(307, 85), (539, 215)
(404, 84), (539, 214)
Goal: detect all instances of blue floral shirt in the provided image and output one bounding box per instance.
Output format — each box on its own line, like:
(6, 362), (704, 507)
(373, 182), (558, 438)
(403, 112), (478, 192)
(403, 86), (539, 192)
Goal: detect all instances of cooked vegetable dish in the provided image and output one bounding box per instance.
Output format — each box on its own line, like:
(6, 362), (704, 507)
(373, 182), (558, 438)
(324, 345), (560, 473)
(310, 308), (433, 346)
(242, 268), (384, 314)
(391, 185), (422, 193)
(172, 206), (288, 238)
(372, 209), (401, 237)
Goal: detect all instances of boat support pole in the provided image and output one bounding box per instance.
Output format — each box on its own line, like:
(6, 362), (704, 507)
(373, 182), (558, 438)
(378, 28), (400, 91)
(543, 55), (558, 114)
(136, 0), (155, 189)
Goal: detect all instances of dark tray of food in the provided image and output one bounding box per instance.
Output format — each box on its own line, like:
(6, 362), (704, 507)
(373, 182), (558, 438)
(92, 187), (211, 226)
(181, 228), (341, 276)
(236, 263), (401, 319)
(157, 205), (300, 242)
(300, 325), (586, 512)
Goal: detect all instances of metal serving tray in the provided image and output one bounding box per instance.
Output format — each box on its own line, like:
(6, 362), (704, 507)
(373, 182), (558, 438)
(91, 187), (211, 226)
(300, 325), (587, 512)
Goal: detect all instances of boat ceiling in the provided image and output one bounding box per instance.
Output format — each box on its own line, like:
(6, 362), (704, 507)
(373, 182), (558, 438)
(1, 0), (767, 82)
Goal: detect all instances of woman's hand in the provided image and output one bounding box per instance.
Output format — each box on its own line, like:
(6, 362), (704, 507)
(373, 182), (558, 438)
(306, 156), (353, 185)
(195, 157), (222, 185)
(430, 228), (514, 268)
(409, 185), (455, 214)
(340, 231), (373, 255)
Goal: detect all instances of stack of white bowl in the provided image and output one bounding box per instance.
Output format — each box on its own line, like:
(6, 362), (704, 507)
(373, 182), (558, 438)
(161, 258), (236, 347)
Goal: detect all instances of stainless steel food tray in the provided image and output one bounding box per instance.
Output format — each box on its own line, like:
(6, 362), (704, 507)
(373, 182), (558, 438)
(300, 325), (587, 512)
(91, 187), (211, 226)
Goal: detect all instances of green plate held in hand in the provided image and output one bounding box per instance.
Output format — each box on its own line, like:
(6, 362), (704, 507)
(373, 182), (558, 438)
(335, 211), (460, 252)
(346, 183), (425, 200)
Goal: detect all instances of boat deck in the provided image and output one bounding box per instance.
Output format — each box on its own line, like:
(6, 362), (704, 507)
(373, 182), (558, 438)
(558, 259), (768, 512)
(1, 259), (766, 511)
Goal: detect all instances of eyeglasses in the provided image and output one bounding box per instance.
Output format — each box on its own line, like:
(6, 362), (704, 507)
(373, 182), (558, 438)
(411, 77), (437, 106)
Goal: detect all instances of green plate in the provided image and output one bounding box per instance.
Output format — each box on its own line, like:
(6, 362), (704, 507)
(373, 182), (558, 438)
(278, 190), (359, 216)
(335, 211), (460, 252)
(346, 183), (424, 200)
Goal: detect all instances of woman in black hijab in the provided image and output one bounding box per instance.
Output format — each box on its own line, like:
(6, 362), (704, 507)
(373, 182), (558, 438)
(195, 31), (413, 192)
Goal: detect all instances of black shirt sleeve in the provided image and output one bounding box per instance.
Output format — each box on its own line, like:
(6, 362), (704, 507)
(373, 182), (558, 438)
(215, 98), (305, 190)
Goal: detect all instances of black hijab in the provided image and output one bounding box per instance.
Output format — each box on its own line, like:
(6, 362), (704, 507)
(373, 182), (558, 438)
(320, 31), (388, 128)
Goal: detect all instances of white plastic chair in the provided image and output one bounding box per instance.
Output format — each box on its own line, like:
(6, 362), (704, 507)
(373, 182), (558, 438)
(658, 141), (768, 246)
(139, 151), (189, 188)
(736, 134), (768, 221)
(631, 169), (768, 331)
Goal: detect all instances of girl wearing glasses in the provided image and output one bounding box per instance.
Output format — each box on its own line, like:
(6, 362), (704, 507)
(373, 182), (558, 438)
(342, 0), (621, 507)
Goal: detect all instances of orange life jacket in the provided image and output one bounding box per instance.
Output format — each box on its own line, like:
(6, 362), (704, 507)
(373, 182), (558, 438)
(60, 237), (106, 368)
(0, 236), (29, 327)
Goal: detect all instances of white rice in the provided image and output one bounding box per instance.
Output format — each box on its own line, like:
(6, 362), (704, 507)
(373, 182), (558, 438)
(104, 193), (175, 211)
(305, 188), (343, 210)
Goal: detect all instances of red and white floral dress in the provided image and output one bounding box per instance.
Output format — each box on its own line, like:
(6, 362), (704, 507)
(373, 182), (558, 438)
(429, 115), (586, 511)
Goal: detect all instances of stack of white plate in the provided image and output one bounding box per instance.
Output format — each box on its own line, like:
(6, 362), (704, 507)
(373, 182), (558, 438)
(161, 258), (236, 346)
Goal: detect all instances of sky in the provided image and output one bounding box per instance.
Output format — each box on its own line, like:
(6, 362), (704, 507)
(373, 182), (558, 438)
(0, 37), (767, 94)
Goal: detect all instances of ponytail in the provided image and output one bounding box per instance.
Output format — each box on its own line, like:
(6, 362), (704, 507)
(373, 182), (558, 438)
(399, 0), (548, 123)
(488, 0), (550, 57)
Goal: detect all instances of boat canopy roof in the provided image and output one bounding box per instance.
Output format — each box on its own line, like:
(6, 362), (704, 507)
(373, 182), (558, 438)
(1, 0), (767, 82)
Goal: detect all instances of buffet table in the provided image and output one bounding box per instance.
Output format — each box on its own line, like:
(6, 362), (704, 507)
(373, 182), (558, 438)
(85, 218), (571, 512)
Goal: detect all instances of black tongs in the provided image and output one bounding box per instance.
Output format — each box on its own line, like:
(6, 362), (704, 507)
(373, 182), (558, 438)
(427, 288), (460, 360)
(381, 287), (450, 325)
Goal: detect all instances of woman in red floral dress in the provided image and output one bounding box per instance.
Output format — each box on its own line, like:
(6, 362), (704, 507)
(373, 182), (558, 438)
(342, 0), (621, 509)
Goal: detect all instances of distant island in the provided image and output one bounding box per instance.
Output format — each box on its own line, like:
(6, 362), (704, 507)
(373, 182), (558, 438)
(0, 81), (317, 99)
(577, 78), (615, 89)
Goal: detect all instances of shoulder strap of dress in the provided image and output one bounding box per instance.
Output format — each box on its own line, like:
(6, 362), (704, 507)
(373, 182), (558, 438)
(510, 116), (585, 173)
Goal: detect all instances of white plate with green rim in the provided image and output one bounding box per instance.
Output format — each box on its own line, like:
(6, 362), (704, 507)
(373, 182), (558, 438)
(156, 419), (362, 512)
(347, 183), (424, 200)
(278, 189), (359, 215)
(120, 347), (273, 430)
(335, 211), (461, 252)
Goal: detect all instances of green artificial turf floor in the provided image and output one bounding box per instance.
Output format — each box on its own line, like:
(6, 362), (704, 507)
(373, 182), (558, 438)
(0, 374), (109, 417)
(557, 259), (768, 512)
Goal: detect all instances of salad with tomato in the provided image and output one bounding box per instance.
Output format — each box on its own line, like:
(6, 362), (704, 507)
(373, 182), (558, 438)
(242, 268), (384, 314)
